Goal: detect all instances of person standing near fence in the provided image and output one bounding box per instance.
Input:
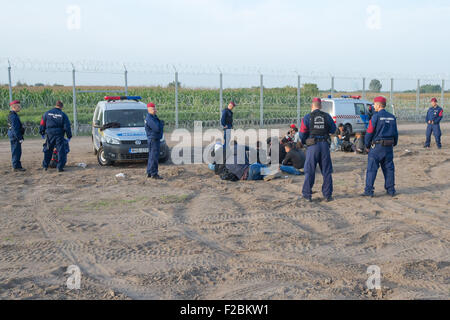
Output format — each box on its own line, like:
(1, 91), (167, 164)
(39, 100), (72, 172)
(145, 102), (164, 180)
(299, 98), (337, 202)
(221, 101), (236, 148)
(424, 98), (443, 149)
(362, 96), (398, 197)
(7, 100), (26, 172)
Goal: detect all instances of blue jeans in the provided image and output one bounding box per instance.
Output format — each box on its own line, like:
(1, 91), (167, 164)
(247, 163), (267, 180)
(43, 134), (67, 170)
(9, 138), (23, 169)
(425, 124), (442, 148)
(147, 139), (160, 176)
(302, 141), (333, 199)
(280, 165), (302, 175)
(365, 145), (395, 195)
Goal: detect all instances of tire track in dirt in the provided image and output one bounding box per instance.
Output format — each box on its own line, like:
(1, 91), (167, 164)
(27, 182), (164, 299)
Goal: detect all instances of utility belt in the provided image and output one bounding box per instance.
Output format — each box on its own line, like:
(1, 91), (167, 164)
(372, 139), (395, 147)
(306, 136), (330, 146)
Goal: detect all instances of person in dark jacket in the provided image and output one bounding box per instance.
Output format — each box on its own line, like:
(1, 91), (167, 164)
(221, 101), (236, 148)
(280, 142), (305, 175)
(363, 96), (398, 197)
(39, 100), (72, 172)
(145, 102), (164, 179)
(299, 97), (337, 201)
(424, 98), (443, 149)
(7, 100), (26, 172)
(224, 143), (271, 181)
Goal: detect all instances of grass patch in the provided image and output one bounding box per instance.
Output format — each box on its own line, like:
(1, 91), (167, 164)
(86, 196), (147, 210)
(159, 194), (191, 204)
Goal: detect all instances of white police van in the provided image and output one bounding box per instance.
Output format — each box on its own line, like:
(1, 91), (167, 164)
(92, 96), (169, 166)
(321, 95), (373, 134)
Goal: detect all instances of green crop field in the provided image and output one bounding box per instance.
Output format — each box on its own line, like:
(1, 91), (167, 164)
(1, 86), (448, 131)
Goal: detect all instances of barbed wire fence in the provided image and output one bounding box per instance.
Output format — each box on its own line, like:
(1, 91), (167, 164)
(0, 58), (448, 137)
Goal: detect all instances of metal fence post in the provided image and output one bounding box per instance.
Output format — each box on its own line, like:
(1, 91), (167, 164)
(72, 64), (78, 136)
(7, 60), (13, 103)
(331, 76), (335, 97)
(175, 71), (179, 128)
(390, 78), (394, 110)
(441, 79), (445, 108)
(362, 77), (366, 100)
(124, 65), (128, 96)
(297, 75), (301, 127)
(260, 74), (264, 127)
(219, 72), (223, 114)
(416, 79), (420, 122)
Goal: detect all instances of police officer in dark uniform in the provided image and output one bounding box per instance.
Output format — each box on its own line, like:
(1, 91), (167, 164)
(221, 101), (236, 147)
(7, 100), (26, 172)
(299, 98), (337, 202)
(145, 102), (164, 179)
(424, 98), (443, 149)
(363, 96), (398, 197)
(39, 100), (72, 172)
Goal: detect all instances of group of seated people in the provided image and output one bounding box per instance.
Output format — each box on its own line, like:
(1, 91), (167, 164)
(208, 124), (307, 182)
(331, 124), (366, 154)
(209, 122), (369, 182)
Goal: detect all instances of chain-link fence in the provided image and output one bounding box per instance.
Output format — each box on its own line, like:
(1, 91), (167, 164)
(1, 59), (448, 137)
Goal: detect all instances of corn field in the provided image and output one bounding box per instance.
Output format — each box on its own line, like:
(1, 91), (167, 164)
(1, 85), (448, 137)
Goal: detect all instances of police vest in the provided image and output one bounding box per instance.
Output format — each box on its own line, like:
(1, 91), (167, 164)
(309, 110), (329, 136)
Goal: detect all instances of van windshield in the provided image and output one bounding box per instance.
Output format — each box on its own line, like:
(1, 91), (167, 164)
(104, 109), (147, 128)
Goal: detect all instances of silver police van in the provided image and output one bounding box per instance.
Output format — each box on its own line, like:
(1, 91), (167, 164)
(321, 96), (373, 134)
(92, 96), (169, 166)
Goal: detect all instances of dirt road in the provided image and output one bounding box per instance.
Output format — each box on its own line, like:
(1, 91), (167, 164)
(0, 123), (448, 299)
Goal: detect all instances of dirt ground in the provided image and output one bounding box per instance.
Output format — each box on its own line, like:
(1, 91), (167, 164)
(0, 123), (449, 300)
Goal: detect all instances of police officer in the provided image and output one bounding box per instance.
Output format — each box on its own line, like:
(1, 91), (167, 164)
(299, 98), (337, 202)
(39, 100), (72, 172)
(363, 96), (398, 197)
(7, 100), (26, 172)
(145, 102), (164, 179)
(424, 98), (443, 149)
(221, 101), (236, 147)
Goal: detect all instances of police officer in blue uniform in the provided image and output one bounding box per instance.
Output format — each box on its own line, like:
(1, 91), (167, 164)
(221, 101), (236, 147)
(424, 98), (443, 149)
(7, 100), (26, 172)
(299, 98), (337, 202)
(363, 96), (398, 197)
(145, 102), (164, 179)
(39, 100), (72, 172)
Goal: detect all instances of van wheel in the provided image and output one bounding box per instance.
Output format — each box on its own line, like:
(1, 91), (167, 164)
(344, 124), (353, 135)
(97, 146), (113, 166)
(159, 145), (170, 163)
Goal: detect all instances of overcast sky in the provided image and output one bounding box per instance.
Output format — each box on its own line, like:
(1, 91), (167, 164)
(1, 0), (449, 87)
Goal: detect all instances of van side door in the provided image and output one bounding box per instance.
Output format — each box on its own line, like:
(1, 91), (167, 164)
(93, 105), (103, 150)
(354, 103), (367, 131)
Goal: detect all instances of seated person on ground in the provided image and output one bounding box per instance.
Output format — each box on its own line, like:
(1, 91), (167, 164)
(333, 124), (352, 152)
(256, 141), (268, 164)
(280, 142), (305, 175)
(267, 137), (288, 165)
(352, 132), (367, 154)
(289, 124), (300, 143)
